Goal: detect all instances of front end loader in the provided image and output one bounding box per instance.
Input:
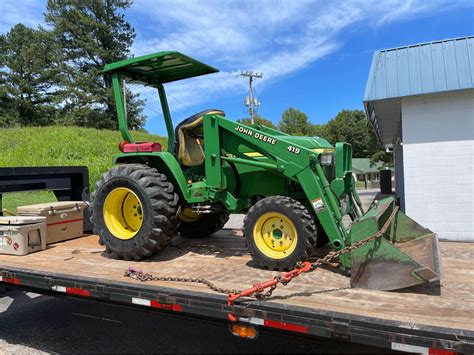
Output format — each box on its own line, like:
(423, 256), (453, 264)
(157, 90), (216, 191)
(90, 51), (442, 291)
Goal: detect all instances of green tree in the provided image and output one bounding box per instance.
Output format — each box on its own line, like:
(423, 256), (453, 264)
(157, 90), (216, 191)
(311, 123), (327, 138)
(0, 24), (61, 126)
(324, 109), (392, 164)
(0, 91), (16, 127)
(370, 150), (393, 168)
(278, 107), (316, 136)
(45, 0), (145, 129)
(324, 109), (376, 158)
(237, 114), (276, 128)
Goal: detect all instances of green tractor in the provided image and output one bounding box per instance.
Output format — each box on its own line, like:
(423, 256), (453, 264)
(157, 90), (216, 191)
(90, 51), (442, 290)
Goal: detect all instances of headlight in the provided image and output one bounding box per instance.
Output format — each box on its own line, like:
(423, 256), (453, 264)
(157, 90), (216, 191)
(319, 153), (334, 165)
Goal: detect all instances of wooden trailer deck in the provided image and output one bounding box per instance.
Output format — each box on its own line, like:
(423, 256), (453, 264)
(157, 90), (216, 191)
(1, 230), (473, 353)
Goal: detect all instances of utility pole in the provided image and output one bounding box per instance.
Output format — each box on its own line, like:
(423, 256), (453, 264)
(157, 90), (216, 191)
(240, 71), (262, 124)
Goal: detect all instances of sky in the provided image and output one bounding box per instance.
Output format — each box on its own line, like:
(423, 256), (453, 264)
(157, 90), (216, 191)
(0, 0), (473, 135)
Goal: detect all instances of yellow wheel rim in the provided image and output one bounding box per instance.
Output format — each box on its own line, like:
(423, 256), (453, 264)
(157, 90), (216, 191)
(253, 212), (298, 259)
(103, 187), (143, 240)
(179, 208), (202, 222)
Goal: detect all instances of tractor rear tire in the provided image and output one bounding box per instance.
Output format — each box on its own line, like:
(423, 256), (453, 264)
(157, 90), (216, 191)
(244, 196), (317, 271)
(90, 164), (180, 260)
(178, 209), (230, 238)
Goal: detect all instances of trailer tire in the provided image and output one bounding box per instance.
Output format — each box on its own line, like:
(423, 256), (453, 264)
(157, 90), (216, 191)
(244, 196), (317, 271)
(90, 164), (180, 260)
(178, 209), (230, 238)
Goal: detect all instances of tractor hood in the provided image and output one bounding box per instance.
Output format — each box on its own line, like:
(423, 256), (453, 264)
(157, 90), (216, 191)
(274, 135), (335, 153)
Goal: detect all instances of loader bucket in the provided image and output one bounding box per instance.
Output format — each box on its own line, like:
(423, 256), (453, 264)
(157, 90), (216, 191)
(349, 196), (442, 291)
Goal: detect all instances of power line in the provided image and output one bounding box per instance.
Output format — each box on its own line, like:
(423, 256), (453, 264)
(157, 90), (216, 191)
(130, 83), (193, 124)
(166, 91), (196, 119)
(128, 84), (181, 126)
(0, 20), (14, 27)
(143, 101), (181, 127)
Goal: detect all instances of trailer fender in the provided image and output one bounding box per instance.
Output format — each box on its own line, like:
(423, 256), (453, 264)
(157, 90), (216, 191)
(113, 152), (189, 200)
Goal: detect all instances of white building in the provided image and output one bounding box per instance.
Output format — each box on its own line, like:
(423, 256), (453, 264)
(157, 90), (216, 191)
(364, 37), (474, 242)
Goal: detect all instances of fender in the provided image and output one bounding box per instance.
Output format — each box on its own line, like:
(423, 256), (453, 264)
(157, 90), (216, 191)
(113, 152), (189, 201)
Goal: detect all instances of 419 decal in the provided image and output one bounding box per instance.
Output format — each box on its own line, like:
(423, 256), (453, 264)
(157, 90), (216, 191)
(287, 146), (300, 154)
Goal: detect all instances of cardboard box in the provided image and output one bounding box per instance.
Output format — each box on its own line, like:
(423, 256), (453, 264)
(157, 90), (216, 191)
(17, 201), (86, 245)
(0, 216), (47, 255)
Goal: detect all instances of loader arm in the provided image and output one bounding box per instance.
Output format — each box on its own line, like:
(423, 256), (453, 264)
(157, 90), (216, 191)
(202, 113), (353, 267)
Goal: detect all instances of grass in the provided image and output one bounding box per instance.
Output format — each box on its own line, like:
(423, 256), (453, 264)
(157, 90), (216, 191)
(0, 126), (166, 211)
(2, 191), (57, 213)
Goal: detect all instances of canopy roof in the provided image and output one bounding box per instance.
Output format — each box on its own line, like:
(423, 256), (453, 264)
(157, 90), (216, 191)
(103, 51), (219, 85)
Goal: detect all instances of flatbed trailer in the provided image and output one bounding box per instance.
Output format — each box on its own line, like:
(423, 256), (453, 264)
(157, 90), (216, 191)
(0, 229), (473, 354)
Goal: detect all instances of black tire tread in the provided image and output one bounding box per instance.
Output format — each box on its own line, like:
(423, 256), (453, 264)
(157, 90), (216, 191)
(90, 164), (180, 260)
(243, 195), (317, 271)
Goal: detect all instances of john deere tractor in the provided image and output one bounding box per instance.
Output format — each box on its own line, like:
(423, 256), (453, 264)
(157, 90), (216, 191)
(90, 51), (442, 290)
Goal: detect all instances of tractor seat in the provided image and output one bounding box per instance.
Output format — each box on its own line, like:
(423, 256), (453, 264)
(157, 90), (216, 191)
(175, 109), (225, 166)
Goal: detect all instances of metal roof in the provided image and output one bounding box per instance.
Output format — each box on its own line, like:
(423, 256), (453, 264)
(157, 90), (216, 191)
(102, 51), (219, 85)
(352, 158), (386, 173)
(364, 36), (474, 145)
(364, 36), (474, 101)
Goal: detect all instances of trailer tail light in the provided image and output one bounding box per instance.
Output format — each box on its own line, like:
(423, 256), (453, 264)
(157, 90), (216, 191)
(229, 323), (258, 339)
(119, 141), (162, 153)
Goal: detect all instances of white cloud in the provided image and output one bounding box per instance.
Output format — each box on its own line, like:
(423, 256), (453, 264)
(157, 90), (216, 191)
(129, 0), (462, 124)
(0, 1), (45, 33)
(0, 0), (468, 130)
(371, 0), (472, 26)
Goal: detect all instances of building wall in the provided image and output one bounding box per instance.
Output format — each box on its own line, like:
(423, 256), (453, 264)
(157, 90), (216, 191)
(401, 90), (474, 241)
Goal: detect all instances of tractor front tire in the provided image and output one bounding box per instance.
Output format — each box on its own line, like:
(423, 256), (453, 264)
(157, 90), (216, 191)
(244, 196), (317, 271)
(90, 164), (180, 260)
(178, 209), (230, 238)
